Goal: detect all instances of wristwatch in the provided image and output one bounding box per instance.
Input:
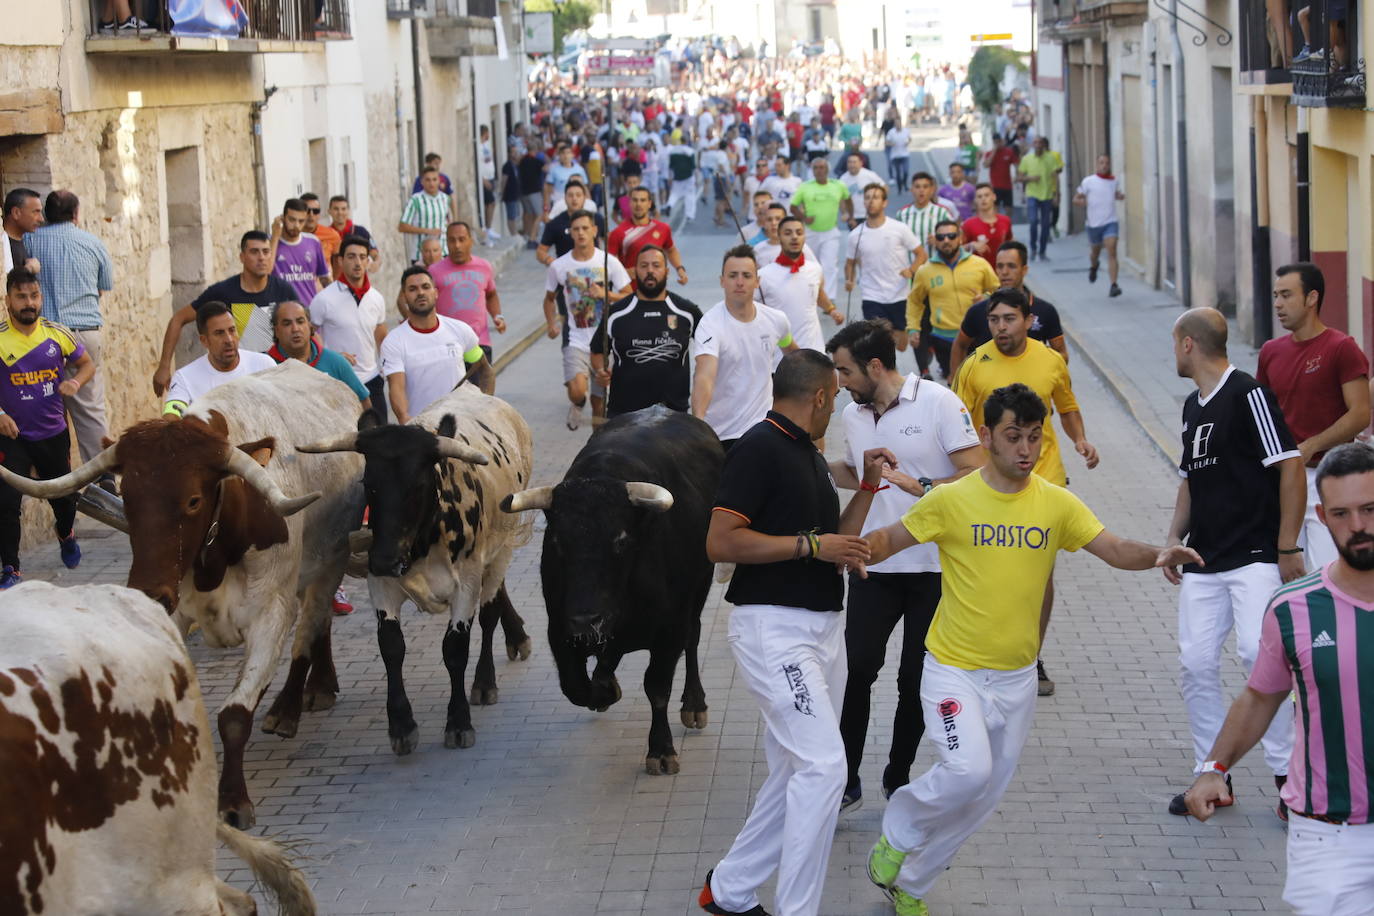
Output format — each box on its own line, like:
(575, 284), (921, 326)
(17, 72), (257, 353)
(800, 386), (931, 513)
(918, 477), (934, 494)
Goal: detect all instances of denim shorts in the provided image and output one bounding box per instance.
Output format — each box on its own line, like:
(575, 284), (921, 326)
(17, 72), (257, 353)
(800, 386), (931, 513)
(1087, 221), (1119, 245)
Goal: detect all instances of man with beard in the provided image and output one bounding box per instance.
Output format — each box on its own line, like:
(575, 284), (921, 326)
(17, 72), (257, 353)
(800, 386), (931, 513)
(607, 187), (689, 286)
(906, 218), (997, 380)
(757, 216), (842, 354)
(0, 268), (97, 587)
(844, 383), (1200, 916)
(381, 266), (492, 424)
(270, 198), (332, 306)
(950, 240), (1066, 376)
(590, 245), (702, 418)
(826, 319), (983, 815)
(1184, 442), (1374, 914)
(163, 301), (277, 419)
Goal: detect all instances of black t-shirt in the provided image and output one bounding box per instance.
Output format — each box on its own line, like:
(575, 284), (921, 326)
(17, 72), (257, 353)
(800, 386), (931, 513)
(959, 290), (1064, 348)
(714, 411), (843, 612)
(192, 274), (299, 312)
(7, 235), (27, 269)
(590, 292), (703, 416)
(619, 157), (643, 179)
(518, 154), (546, 195)
(1179, 367), (1300, 573)
(501, 161), (522, 202)
(540, 211), (607, 258)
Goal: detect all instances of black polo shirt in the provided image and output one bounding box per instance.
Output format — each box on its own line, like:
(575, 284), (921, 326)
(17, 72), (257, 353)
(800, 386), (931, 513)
(590, 291), (702, 416)
(714, 411), (843, 612)
(959, 288), (1064, 349)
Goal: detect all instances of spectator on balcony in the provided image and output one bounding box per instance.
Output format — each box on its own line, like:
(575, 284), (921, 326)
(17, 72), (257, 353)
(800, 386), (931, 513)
(410, 152), (453, 196)
(300, 193), (340, 266)
(97, 0), (150, 32)
(23, 190), (114, 472)
(1295, 0), (1350, 70)
(398, 167), (453, 262)
(3, 188), (42, 276)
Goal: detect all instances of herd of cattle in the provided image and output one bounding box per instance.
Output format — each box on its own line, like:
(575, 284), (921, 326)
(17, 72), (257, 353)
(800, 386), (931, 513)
(0, 360), (724, 915)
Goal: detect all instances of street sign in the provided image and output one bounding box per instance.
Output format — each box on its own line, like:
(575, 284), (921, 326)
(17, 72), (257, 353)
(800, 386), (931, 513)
(970, 33), (1014, 41)
(585, 54), (656, 70)
(523, 11), (554, 54)
(587, 37), (656, 52)
(584, 73), (658, 88)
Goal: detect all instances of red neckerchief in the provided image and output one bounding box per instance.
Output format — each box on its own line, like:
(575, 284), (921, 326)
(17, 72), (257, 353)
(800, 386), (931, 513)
(777, 251), (805, 273)
(1096, 172), (1115, 180)
(342, 274), (372, 302)
(338, 220), (355, 236)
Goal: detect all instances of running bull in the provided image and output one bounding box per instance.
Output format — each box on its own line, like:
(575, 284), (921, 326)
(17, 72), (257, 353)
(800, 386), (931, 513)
(0, 360), (365, 828)
(0, 582), (316, 916)
(299, 384), (533, 755)
(501, 407), (720, 774)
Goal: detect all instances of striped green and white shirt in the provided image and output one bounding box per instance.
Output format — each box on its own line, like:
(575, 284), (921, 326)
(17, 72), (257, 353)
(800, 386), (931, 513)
(401, 191), (452, 260)
(895, 200), (955, 254)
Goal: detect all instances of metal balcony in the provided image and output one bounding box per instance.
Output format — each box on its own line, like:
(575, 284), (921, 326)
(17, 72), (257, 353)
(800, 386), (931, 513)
(85, 0), (349, 54)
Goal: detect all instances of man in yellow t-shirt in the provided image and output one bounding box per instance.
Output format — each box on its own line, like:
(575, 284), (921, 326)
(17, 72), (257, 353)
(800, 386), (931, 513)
(842, 382), (1199, 916)
(1017, 137), (1063, 261)
(906, 218), (998, 379)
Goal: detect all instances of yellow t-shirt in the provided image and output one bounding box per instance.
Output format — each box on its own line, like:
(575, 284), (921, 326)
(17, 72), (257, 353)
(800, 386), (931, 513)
(902, 471), (1104, 670)
(952, 338), (1080, 485)
(906, 252), (999, 337)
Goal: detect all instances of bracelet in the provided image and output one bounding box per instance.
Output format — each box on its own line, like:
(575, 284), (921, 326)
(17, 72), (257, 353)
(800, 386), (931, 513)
(858, 481), (888, 493)
(807, 532), (821, 559)
(1278, 547), (1304, 555)
(793, 535), (805, 561)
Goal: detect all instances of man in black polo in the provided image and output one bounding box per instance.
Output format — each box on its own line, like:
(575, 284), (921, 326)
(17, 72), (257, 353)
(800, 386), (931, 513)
(949, 239), (1067, 376)
(698, 349), (891, 916)
(590, 245), (702, 417)
(536, 180), (605, 266)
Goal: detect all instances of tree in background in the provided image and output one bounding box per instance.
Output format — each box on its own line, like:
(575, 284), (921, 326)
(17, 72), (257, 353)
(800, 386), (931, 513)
(526, 0), (595, 55)
(968, 46), (1028, 113)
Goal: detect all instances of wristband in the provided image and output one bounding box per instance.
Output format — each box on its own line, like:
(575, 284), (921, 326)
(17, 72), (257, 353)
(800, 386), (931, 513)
(1200, 760), (1228, 776)
(858, 481), (888, 493)
(1277, 547), (1304, 555)
(807, 532), (821, 559)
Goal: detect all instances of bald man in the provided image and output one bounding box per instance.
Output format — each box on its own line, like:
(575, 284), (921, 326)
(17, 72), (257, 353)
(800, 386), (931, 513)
(1162, 307), (1304, 819)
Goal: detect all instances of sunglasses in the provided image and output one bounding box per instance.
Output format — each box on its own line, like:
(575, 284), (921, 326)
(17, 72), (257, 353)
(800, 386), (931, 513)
(934, 232), (959, 241)
(306, 208), (321, 214)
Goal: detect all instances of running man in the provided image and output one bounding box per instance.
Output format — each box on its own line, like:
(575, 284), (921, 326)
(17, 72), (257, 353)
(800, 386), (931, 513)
(790, 157), (849, 301)
(163, 301), (277, 418)
(951, 240), (1067, 376)
(896, 176), (957, 378)
(698, 349), (890, 916)
(542, 211), (632, 430)
(839, 152), (886, 229)
(607, 186), (689, 285)
(1072, 154), (1125, 296)
(383, 266), (493, 423)
(845, 382), (1201, 916)
(906, 219), (998, 379)
(756, 216), (842, 353)
(846, 183), (920, 355)
(429, 221), (506, 364)
(1184, 442), (1374, 915)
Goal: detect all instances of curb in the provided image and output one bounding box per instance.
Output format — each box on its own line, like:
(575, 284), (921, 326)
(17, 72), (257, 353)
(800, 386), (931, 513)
(494, 321), (547, 376)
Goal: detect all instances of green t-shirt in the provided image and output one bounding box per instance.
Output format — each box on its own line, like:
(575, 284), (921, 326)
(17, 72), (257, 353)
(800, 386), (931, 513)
(792, 179), (849, 232)
(1020, 150), (1063, 200)
(840, 122), (863, 146)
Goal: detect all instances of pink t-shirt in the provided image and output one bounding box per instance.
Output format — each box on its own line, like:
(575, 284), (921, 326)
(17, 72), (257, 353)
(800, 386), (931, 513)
(429, 256), (496, 345)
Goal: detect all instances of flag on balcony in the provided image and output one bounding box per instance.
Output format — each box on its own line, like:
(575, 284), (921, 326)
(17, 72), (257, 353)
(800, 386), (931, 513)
(169, 0), (250, 37)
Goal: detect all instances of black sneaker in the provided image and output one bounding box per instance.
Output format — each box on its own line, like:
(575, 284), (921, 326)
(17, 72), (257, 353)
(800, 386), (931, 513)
(1109, 283), (1122, 298)
(1169, 774), (1233, 816)
(881, 765), (909, 800)
(1037, 659), (1055, 696)
(1088, 263), (1098, 283)
(699, 869), (771, 915)
(840, 781), (862, 814)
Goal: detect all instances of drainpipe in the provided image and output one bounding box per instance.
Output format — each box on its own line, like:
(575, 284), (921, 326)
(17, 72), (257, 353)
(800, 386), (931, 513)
(1146, 23), (1161, 288)
(1296, 106), (1311, 261)
(250, 85), (278, 233)
(412, 16), (426, 172)
(1170, 0), (1192, 307)
(1251, 96), (1273, 342)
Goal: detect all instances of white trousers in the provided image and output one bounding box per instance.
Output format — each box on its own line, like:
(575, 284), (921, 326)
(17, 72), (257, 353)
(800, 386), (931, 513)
(809, 226), (842, 302)
(709, 604), (847, 916)
(1284, 817), (1374, 915)
(1302, 466), (1339, 571)
(668, 178), (698, 221)
(882, 654), (1038, 898)
(1178, 563), (1293, 774)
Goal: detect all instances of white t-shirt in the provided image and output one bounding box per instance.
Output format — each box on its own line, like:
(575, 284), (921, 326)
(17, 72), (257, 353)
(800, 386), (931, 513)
(840, 168), (886, 214)
(846, 217), (920, 303)
(379, 315), (484, 418)
(754, 240), (817, 269)
(761, 175), (802, 208)
(693, 301), (794, 441)
(545, 248), (632, 352)
(479, 141), (496, 182)
(163, 351), (277, 415)
(842, 374), (980, 573)
(756, 260), (826, 352)
(885, 127), (912, 158)
(308, 281), (387, 383)
(1076, 173), (1120, 228)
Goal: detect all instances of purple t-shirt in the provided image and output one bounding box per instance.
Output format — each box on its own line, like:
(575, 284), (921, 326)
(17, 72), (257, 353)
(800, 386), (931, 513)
(939, 182), (978, 222)
(273, 235), (328, 307)
(429, 256), (496, 346)
(0, 320), (85, 440)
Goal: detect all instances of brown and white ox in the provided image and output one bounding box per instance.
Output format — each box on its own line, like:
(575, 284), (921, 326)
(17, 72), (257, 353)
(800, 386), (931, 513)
(0, 360), (364, 828)
(0, 582), (316, 915)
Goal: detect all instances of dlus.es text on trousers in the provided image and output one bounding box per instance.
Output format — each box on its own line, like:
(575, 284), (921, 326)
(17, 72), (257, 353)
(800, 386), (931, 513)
(882, 654), (1038, 899)
(707, 604), (847, 916)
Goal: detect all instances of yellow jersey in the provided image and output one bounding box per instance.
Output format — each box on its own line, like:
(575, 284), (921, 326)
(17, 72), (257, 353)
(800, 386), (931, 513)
(952, 338), (1080, 485)
(906, 249), (998, 338)
(902, 471), (1104, 670)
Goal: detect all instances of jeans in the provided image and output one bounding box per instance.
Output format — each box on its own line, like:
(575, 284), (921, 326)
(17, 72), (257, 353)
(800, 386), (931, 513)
(1027, 196), (1053, 257)
(890, 155), (909, 188)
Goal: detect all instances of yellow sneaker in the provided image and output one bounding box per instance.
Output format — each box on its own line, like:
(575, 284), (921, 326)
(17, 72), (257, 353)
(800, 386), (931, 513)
(867, 833), (906, 891)
(893, 888), (930, 916)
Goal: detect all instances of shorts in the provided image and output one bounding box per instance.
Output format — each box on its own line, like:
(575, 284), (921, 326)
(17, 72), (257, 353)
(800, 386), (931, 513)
(862, 300), (907, 333)
(561, 345), (606, 396)
(503, 200), (521, 222)
(994, 187), (1014, 210)
(521, 191), (542, 216)
(1086, 221), (1119, 245)
(483, 185), (495, 206)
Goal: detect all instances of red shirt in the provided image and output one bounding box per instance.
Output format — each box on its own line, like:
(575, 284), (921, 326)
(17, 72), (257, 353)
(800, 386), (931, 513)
(1257, 328), (1369, 463)
(962, 214), (1012, 266)
(785, 121), (803, 150)
(987, 147), (1020, 190)
(607, 218), (674, 273)
(819, 102), (836, 126)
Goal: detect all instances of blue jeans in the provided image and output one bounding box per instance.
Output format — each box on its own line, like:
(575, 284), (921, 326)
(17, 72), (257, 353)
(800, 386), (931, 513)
(890, 155), (909, 188)
(1027, 197), (1053, 257)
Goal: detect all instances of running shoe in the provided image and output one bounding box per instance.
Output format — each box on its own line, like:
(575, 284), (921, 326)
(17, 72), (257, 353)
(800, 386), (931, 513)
(1168, 773), (1233, 816)
(1088, 262), (1098, 283)
(840, 782), (863, 814)
(98, 19), (117, 33)
(1109, 283), (1123, 298)
(566, 402), (582, 431)
(332, 588), (354, 616)
(59, 532), (81, 569)
(0, 566), (22, 589)
(867, 834), (907, 894)
(1293, 44), (1313, 63)
(698, 869), (771, 915)
(1037, 659), (1055, 696)
(117, 15), (151, 30)
(893, 889), (930, 916)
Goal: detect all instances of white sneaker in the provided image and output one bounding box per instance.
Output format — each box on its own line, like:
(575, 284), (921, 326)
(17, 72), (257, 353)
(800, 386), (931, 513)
(117, 15), (151, 30)
(566, 403), (582, 430)
(487, 228), (502, 240)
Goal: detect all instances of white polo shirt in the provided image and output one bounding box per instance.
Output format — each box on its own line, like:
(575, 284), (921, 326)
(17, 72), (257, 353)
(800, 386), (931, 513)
(756, 260), (826, 352)
(308, 280), (387, 383)
(843, 373), (980, 573)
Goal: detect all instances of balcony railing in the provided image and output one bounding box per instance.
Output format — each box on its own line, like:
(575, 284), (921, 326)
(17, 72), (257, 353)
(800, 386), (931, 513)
(1289, 0), (1364, 106)
(387, 0), (431, 17)
(1238, 0), (1292, 84)
(86, 0), (350, 48)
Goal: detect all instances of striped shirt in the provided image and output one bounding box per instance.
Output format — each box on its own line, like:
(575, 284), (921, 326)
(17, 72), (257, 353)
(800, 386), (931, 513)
(401, 191), (452, 261)
(1250, 568), (1374, 824)
(24, 222), (114, 329)
(895, 200), (955, 255)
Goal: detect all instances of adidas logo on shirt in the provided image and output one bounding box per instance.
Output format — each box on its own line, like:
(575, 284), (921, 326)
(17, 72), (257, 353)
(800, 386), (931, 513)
(1312, 630), (1336, 648)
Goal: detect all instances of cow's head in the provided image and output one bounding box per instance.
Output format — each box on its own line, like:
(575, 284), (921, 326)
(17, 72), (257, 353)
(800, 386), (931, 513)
(298, 412), (488, 578)
(0, 412), (320, 611)
(501, 478), (672, 646)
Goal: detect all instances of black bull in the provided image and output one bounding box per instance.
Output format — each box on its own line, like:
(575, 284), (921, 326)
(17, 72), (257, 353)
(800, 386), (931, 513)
(502, 407), (722, 774)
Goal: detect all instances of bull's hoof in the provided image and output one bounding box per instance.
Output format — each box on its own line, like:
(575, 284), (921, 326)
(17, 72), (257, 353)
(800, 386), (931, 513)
(587, 678), (622, 711)
(220, 801), (256, 830)
(444, 727), (476, 749)
(645, 752), (681, 775)
(470, 685), (499, 705)
(390, 724), (420, 756)
(680, 708), (709, 729)
(506, 637), (532, 661)
(303, 688), (337, 712)
(260, 711), (299, 739)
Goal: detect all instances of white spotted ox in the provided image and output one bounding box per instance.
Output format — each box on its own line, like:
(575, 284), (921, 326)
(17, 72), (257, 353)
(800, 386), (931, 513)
(0, 582), (316, 915)
(0, 360), (365, 828)
(299, 384), (533, 754)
